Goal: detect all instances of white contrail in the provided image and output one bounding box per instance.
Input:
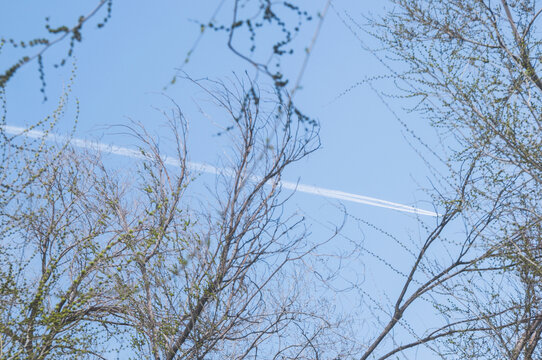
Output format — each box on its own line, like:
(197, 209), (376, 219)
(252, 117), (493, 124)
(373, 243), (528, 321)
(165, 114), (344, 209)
(2, 125), (438, 217)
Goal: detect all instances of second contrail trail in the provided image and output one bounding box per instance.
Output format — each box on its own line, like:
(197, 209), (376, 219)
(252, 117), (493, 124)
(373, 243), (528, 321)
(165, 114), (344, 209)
(2, 125), (438, 216)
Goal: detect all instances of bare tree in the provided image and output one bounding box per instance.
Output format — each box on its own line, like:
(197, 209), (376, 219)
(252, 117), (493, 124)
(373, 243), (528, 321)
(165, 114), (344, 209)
(110, 79), (360, 360)
(0, 78), (359, 359)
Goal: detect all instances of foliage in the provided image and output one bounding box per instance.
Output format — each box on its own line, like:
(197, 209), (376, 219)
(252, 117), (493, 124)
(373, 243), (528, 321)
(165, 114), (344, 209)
(0, 77), (359, 359)
(0, 0), (112, 99)
(5, 0), (542, 359)
(345, 0), (542, 358)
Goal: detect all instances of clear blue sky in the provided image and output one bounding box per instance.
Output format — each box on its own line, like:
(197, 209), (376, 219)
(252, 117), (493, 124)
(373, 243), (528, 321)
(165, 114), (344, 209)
(1, 1), (450, 358)
(1, 0), (437, 213)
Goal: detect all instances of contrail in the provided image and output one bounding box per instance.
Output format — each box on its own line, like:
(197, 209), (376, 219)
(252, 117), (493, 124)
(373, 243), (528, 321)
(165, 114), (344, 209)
(2, 125), (438, 217)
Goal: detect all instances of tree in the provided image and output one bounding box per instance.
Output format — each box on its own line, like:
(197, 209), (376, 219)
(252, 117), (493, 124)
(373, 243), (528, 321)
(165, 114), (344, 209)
(7, 0), (542, 359)
(0, 2), (353, 358)
(0, 77), (359, 359)
(332, 0), (542, 358)
(108, 79), (346, 360)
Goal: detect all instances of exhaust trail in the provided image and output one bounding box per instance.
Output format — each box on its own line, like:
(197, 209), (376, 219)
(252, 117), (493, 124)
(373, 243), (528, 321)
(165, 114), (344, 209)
(2, 125), (438, 216)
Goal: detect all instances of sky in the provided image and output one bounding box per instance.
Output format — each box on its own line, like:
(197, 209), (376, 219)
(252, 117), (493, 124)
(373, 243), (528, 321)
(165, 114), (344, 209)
(1, 1), (451, 358)
(1, 0), (440, 213)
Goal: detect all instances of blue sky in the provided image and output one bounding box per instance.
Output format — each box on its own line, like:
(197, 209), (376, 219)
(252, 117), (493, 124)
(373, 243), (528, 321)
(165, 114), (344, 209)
(1, 1), (451, 357)
(1, 0), (436, 213)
